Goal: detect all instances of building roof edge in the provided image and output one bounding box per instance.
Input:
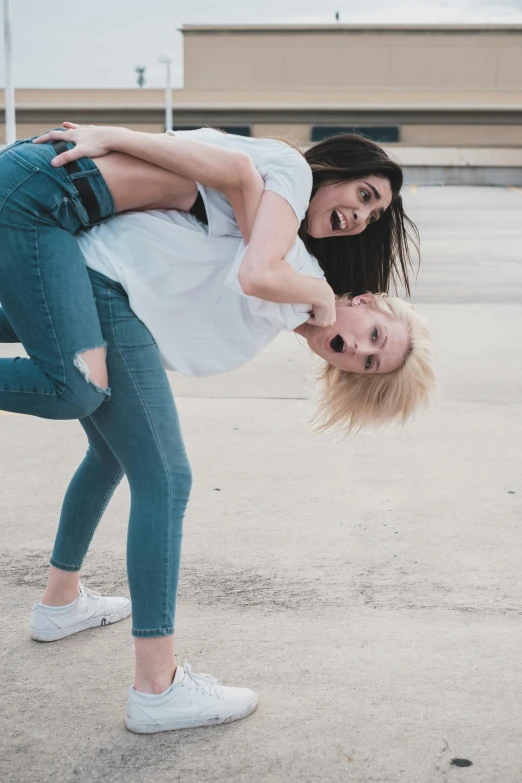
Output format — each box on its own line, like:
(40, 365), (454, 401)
(179, 23), (522, 34)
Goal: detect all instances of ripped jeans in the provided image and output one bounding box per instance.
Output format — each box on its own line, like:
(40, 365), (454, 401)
(0, 136), (114, 419)
(0, 270), (192, 636)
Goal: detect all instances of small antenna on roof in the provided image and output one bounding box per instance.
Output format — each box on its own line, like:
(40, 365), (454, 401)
(135, 67), (146, 88)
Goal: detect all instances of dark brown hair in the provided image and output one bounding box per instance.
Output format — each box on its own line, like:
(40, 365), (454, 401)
(300, 133), (419, 296)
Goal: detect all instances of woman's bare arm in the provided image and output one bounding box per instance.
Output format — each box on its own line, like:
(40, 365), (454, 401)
(225, 168), (336, 323)
(235, 190), (335, 322)
(224, 162), (265, 244)
(34, 125), (257, 195)
(35, 124), (335, 324)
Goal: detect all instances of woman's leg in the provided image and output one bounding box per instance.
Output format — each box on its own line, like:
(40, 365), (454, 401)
(86, 270), (191, 690)
(0, 303), (125, 613)
(0, 140), (112, 419)
(0, 302), (108, 421)
(134, 637), (177, 694)
(30, 411), (131, 640)
(41, 417), (125, 605)
(33, 270), (257, 727)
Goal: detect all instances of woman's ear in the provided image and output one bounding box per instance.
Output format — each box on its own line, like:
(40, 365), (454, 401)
(352, 293), (375, 307)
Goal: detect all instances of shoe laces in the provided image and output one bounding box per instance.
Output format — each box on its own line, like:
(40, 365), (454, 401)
(182, 661), (223, 699)
(79, 585), (101, 601)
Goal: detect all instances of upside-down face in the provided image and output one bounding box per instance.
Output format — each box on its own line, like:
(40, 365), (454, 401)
(304, 294), (409, 375)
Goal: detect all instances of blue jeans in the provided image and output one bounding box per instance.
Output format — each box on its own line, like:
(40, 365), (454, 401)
(0, 136), (114, 419)
(0, 271), (191, 636)
(45, 270), (191, 637)
(0, 142), (191, 636)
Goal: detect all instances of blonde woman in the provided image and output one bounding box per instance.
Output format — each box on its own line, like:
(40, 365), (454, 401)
(1, 125), (432, 734)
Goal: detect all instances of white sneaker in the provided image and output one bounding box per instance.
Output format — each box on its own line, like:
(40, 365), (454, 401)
(126, 662), (258, 734)
(30, 584), (132, 642)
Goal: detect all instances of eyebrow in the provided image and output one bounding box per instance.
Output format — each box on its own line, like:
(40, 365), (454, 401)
(364, 181), (385, 219)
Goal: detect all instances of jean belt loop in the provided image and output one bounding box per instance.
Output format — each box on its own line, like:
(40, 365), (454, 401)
(52, 140), (101, 224)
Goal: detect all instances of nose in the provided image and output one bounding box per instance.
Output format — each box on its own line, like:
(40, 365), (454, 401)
(353, 204), (373, 227)
(350, 339), (371, 358)
(349, 341), (360, 357)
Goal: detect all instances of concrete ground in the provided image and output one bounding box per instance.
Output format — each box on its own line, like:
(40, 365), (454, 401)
(1, 186), (522, 783)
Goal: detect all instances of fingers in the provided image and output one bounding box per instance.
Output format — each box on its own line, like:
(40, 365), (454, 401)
(32, 131), (55, 144)
(33, 129), (71, 145)
(50, 153), (69, 167)
(31, 128), (81, 167)
(63, 121), (95, 129)
(51, 148), (83, 167)
(306, 315), (335, 327)
(318, 319), (337, 328)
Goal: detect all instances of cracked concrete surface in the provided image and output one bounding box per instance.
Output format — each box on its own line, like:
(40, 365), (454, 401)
(1, 187), (522, 782)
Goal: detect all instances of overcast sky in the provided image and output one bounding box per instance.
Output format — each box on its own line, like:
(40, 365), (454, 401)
(1, 0), (522, 89)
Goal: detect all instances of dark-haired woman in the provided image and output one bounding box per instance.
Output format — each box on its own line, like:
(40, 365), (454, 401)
(51, 122), (418, 299)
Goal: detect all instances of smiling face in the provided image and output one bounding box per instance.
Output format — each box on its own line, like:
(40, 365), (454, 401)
(306, 176), (393, 239)
(304, 294), (409, 374)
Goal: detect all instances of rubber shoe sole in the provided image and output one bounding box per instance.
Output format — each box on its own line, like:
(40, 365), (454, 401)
(125, 692), (258, 734)
(30, 603), (132, 642)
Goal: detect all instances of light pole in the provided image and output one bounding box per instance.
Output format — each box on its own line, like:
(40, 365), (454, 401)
(3, 0), (16, 143)
(158, 52), (173, 131)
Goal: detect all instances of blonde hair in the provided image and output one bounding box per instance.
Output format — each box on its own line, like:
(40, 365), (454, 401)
(311, 294), (435, 434)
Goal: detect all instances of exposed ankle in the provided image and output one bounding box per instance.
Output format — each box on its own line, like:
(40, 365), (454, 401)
(40, 590), (79, 607)
(134, 665), (176, 695)
(42, 566), (81, 607)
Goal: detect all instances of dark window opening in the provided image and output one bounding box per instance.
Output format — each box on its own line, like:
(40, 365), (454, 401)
(311, 126), (400, 144)
(171, 125), (251, 137)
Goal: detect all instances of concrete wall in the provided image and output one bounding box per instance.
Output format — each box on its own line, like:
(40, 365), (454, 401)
(182, 25), (522, 95)
(402, 166), (522, 185)
(387, 145), (522, 184)
(400, 124), (522, 146)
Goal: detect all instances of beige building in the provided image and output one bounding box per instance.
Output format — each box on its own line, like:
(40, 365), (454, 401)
(2, 24), (522, 181)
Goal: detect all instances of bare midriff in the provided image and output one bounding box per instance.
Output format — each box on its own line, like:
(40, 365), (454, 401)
(93, 151), (199, 214)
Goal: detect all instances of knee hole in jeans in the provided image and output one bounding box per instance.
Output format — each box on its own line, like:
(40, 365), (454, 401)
(73, 345), (110, 396)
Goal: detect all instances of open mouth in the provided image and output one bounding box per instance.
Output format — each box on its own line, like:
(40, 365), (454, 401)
(330, 335), (346, 353)
(330, 208), (347, 232)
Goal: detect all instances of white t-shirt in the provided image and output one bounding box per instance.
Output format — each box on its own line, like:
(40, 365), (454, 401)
(78, 128), (324, 377)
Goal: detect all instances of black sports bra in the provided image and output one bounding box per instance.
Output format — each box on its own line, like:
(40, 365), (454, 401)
(188, 191), (208, 225)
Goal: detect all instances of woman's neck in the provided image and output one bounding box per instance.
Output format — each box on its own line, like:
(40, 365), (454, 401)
(294, 323), (312, 338)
